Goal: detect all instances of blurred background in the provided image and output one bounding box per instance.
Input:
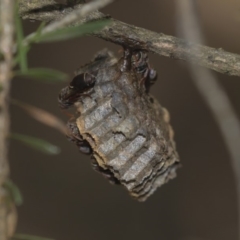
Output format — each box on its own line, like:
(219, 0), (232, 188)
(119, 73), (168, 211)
(10, 0), (240, 239)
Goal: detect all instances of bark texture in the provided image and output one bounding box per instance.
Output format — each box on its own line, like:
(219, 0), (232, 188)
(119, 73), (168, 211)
(0, 0), (17, 239)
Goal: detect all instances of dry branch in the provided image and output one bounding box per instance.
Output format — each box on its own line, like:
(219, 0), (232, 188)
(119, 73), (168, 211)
(0, 0), (17, 239)
(176, 0), (240, 238)
(18, 0), (240, 77)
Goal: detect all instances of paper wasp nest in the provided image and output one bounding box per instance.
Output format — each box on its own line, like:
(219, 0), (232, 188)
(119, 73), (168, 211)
(59, 48), (180, 201)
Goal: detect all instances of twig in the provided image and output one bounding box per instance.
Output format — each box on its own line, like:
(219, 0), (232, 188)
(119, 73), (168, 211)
(11, 99), (68, 135)
(0, 0), (17, 239)
(18, 0), (240, 77)
(176, 0), (240, 239)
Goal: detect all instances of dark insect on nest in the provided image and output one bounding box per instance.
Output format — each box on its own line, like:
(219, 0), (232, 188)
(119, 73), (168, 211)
(58, 48), (180, 201)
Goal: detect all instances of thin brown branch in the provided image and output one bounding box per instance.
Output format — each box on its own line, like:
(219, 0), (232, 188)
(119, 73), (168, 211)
(176, 0), (240, 238)
(0, 0), (17, 239)
(11, 99), (68, 135)
(18, 0), (240, 77)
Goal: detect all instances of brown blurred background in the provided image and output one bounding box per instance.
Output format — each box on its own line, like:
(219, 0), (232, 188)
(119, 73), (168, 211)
(10, 0), (240, 239)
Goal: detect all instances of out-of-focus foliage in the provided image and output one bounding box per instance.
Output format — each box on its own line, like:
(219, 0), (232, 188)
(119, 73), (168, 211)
(10, 133), (61, 155)
(3, 179), (23, 206)
(12, 234), (54, 240)
(15, 68), (68, 83)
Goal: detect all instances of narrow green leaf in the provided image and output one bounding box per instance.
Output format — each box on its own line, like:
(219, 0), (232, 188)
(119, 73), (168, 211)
(35, 20), (111, 43)
(0, 52), (4, 61)
(15, 11), (28, 71)
(14, 68), (68, 83)
(3, 180), (23, 206)
(32, 21), (46, 42)
(10, 133), (61, 155)
(12, 234), (54, 240)
(14, 22), (46, 67)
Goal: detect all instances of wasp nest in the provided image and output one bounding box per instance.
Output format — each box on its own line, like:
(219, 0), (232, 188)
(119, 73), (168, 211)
(59, 48), (180, 201)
